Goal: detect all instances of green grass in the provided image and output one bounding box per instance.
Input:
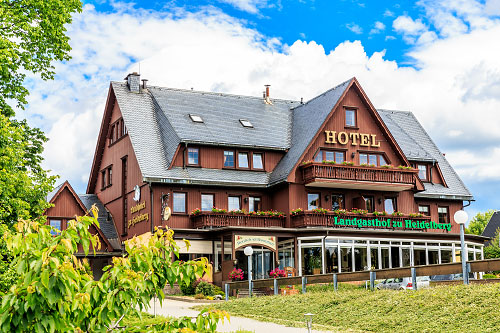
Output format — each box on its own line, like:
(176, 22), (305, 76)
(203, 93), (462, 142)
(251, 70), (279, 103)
(203, 283), (500, 332)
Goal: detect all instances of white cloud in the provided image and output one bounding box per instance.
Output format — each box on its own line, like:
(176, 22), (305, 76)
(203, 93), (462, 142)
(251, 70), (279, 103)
(370, 21), (386, 34)
(346, 22), (363, 34)
(20, 2), (500, 202)
(393, 15), (428, 43)
(217, 0), (269, 14)
(383, 9), (394, 17)
(484, 0), (500, 15)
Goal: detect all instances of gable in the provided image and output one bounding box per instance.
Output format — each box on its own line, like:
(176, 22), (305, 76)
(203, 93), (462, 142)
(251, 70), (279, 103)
(46, 183), (86, 218)
(301, 86), (406, 170)
(282, 78), (412, 184)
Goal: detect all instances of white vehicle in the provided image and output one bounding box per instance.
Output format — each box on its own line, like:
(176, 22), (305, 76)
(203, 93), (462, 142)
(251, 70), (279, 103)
(376, 276), (430, 290)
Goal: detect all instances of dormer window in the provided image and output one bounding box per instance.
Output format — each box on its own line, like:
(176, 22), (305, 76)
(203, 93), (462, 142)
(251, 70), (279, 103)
(239, 119), (253, 128)
(189, 114), (204, 123)
(417, 164), (428, 180)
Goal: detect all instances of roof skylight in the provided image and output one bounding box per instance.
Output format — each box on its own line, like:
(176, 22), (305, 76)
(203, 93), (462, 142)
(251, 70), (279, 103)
(189, 114), (204, 123)
(239, 119), (253, 128)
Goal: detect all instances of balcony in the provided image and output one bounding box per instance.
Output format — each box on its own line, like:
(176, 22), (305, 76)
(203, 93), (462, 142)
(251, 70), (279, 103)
(291, 211), (432, 231)
(301, 163), (418, 191)
(191, 213), (285, 229)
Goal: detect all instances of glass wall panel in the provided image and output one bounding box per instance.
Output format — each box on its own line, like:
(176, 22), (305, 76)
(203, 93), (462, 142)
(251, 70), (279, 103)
(278, 245), (294, 269)
(301, 247), (322, 275)
(441, 250), (452, 263)
(326, 246), (339, 273)
(354, 247), (368, 271)
(468, 251), (475, 261)
(381, 248), (390, 269)
(340, 247), (353, 272)
(402, 248), (411, 267)
(370, 247), (379, 270)
(391, 247), (400, 268)
(414, 249), (426, 266)
(428, 250), (439, 265)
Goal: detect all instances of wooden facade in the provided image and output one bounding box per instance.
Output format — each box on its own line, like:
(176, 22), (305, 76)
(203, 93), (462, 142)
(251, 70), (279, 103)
(48, 76), (482, 283)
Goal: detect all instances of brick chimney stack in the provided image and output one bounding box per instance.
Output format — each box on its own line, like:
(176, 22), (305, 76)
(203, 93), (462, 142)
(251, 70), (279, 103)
(264, 84), (272, 104)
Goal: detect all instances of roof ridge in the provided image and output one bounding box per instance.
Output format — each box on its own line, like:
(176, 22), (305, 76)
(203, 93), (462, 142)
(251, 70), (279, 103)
(111, 81), (298, 104)
(292, 78), (353, 110)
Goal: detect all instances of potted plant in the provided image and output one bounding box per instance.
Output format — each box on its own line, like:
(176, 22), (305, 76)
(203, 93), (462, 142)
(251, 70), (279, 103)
(269, 268), (286, 279)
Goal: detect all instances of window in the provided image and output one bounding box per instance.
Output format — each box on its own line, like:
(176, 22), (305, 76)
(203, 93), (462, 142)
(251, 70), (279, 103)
(364, 196), (375, 213)
(249, 196), (262, 212)
(417, 164), (428, 180)
(109, 118), (127, 145)
(228, 196), (241, 211)
(253, 153), (264, 169)
(419, 205), (430, 216)
(345, 109), (356, 127)
(238, 152), (249, 168)
(384, 198), (396, 214)
(173, 193), (186, 213)
(331, 194), (344, 211)
(314, 150), (345, 163)
(189, 114), (203, 123)
(239, 119), (253, 128)
(307, 193), (320, 210)
(50, 219), (61, 236)
(438, 207), (449, 224)
(187, 147), (199, 165)
(359, 153), (387, 166)
(223, 151), (235, 168)
(201, 194), (214, 211)
(101, 166), (112, 189)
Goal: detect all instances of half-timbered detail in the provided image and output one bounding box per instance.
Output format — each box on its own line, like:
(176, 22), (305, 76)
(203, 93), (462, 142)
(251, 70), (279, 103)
(50, 73), (485, 284)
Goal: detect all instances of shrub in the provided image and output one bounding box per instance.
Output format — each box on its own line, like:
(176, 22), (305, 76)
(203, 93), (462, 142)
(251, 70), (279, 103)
(194, 293), (205, 299)
(180, 280), (197, 295)
(483, 273), (498, 279)
(195, 281), (225, 298)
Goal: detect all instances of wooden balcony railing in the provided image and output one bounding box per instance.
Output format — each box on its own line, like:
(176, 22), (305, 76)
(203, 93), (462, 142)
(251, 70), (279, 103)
(302, 163), (417, 186)
(291, 211), (433, 231)
(191, 213), (285, 229)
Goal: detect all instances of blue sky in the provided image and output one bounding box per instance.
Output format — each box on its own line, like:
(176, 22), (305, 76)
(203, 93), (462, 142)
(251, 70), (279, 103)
(19, 0), (500, 221)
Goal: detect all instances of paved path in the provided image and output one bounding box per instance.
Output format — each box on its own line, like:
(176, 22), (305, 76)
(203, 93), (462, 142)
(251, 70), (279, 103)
(145, 298), (331, 332)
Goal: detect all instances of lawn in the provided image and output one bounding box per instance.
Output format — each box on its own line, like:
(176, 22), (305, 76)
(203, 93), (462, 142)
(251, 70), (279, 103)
(203, 283), (500, 332)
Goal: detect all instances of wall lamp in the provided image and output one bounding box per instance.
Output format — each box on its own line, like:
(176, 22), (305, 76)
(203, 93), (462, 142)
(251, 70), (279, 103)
(325, 195), (329, 202)
(351, 152), (356, 158)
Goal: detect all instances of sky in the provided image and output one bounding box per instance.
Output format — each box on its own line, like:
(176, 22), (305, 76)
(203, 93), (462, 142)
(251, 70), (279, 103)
(17, 0), (500, 220)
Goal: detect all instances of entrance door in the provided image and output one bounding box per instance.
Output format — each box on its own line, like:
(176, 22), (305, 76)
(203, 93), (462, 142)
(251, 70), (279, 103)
(252, 248), (275, 280)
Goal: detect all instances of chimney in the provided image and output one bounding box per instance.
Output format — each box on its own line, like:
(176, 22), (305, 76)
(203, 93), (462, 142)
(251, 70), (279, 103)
(125, 72), (140, 93)
(141, 79), (148, 90)
(264, 84), (272, 104)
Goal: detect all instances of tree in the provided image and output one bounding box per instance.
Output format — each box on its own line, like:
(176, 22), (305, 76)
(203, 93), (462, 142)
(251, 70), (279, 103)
(0, 208), (228, 332)
(465, 210), (495, 235)
(0, 114), (57, 227)
(0, 0), (82, 116)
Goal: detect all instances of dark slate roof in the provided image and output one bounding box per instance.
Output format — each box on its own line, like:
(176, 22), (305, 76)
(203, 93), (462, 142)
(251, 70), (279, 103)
(145, 167), (270, 187)
(482, 211), (500, 240)
(148, 86), (296, 150)
(47, 183), (63, 202)
(269, 79), (351, 185)
(378, 110), (473, 200)
(111, 78), (471, 200)
(78, 194), (119, 242)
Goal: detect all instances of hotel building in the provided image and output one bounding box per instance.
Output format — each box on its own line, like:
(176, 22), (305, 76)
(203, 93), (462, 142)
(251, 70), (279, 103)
(46, 73), (486, 284)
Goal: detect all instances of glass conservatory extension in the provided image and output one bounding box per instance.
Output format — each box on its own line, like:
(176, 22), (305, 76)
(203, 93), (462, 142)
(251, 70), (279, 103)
(298, 236), (484, 276)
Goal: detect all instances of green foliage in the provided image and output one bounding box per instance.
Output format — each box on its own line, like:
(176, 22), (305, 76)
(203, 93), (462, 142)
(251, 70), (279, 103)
(483, 274), (498, 279)
(209, 284), (500, 332)
(0, 223), (16, 294)
(0, 115), (57, 227)
(0, 0), (82, 116)
(180, 280), (197, 295)
(0, 208), (228, 332)
(196, 281), (225, 298)
(484, 229), (500, 260)
(465, 210), (495, 235)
